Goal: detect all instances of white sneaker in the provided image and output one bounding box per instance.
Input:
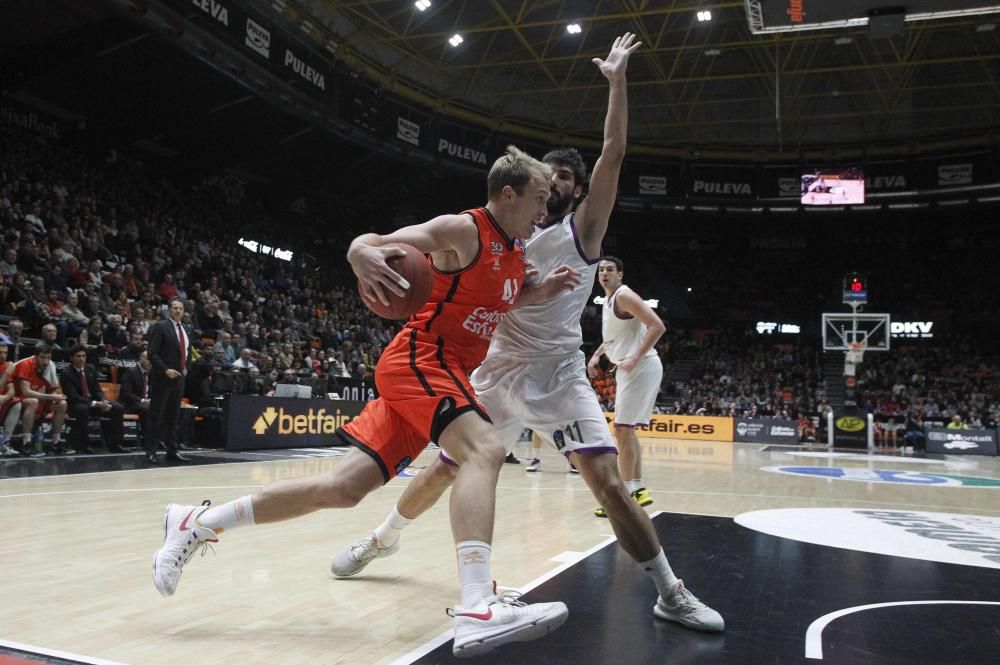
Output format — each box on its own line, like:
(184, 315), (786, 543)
(653, 580), (724, 632)
(330, 533), (400, 577)
(450, 589), (568, 658)
(525, 458), (541, 473)
(152, 502), (218, 597)
(0, 443), (17, 456)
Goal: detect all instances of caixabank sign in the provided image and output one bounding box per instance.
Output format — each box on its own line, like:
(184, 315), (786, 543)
(734, 418), (798, 444)
(225, 396), (365, 450)
(925, 427), (999, 456)
(605, 413), (734, 442)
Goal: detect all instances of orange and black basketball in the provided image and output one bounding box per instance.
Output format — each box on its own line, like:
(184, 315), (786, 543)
(360, 243), (433, 320)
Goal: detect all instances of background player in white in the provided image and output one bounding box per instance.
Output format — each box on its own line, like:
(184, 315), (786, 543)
(587, 256), (665, 516)
(332, 33), (724, 633)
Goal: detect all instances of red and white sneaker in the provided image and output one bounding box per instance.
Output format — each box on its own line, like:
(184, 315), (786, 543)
(448, 588), (568, 658)
(152, 502), (218, 597)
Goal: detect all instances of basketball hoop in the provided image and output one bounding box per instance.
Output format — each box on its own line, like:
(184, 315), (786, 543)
(846, 341), (866, 365)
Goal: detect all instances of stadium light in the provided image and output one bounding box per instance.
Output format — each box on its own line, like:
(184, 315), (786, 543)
(566, 23), (582, 34)
(449, 33), (464, 46)
(697, 10), (712, 22)
(415, 0), (431, 11)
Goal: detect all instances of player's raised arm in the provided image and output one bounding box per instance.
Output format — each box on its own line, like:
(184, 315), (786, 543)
(348, 214), (477, 306)
(575, 33), (641, 258)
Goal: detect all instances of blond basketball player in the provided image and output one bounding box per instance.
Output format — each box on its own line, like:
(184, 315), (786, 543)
(331, 33), (724, 633)
(586, 256), (665, 516)
(151, 147), (582, 658)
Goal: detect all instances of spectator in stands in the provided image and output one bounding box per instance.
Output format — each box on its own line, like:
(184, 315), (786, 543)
(127, 306), (148, 336)
(104, 314), (128, 350)
(40, 323), (62, 351)
(12, 342), (69, 456)
(0, 248), (18, 280)
(157, 273), (179, 301)
(98, 282), (116, 313)
(118, 331), (146, 367)
(903, 411), (925, 451)
(4, 319), (25, 362)
(946, 414), (969, 430)
(78, 315), (105, 353)
(59, 344), (125, 454)
(231, 348), (255, 371)
(6, 273), (39, 328)
(197, 301), (223, 335)
(62, 291), (89, 338)
(120, 349), (152, 438)
(213, 332), (237, 366)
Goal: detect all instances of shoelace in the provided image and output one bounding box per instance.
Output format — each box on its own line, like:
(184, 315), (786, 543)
(349, 535), (380, 562)
(445, 586), (527, 617)
(173, 501), (216, 566)
(493, 587), (527, 608)
(669, 583), (705, 614)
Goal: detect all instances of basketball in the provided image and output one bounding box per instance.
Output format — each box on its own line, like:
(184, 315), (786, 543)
(359, 242), (434, 320)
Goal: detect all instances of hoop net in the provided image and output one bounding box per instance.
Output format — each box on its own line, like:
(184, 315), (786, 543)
(846, 341), (867, 365)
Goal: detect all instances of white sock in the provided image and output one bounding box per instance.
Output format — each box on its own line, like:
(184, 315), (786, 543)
(634, 478), (645, 491)
(456, 540), (492, 607)
(3, 404), (21, 437)
(373, 506), (412, 548)
(639, 549), (679, 598)
(197, 495), (256, 534)
(624, 479), (640, 493)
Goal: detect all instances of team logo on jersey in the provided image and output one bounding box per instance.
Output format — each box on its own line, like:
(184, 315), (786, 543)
(490, 240), (503, 255)
(552, 429), (565, 450)
(492, 257), (502, 271)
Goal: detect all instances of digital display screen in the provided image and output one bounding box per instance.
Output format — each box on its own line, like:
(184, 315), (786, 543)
(801, 168), (865, 205)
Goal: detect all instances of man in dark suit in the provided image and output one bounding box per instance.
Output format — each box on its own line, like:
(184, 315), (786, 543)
(119, 349), (152, 445)
(146, 299), (191, 463)
(59, 344), (125, 454)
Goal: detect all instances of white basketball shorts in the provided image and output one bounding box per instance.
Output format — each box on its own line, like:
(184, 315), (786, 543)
(471, 351), (616, 456)
(613, 354), (663, 427)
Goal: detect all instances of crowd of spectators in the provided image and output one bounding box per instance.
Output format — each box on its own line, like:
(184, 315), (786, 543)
(2, 122), (997, 457)
(0, 124), (398, 409)
(666, 331), (822, 420)
(857, 343), (1000, 428)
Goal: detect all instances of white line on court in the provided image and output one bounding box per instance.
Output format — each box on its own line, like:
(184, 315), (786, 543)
(804, 600), (1000, 659)
(0, 638), (131, 665)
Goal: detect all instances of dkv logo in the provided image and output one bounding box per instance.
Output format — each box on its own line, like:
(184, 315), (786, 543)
(253, 406), (355, 435)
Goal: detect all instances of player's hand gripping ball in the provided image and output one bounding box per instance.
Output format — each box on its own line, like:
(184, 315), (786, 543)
(359, 243), (434, 320)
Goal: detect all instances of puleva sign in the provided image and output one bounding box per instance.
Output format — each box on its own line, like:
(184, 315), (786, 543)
(736, 508), (1000, 568)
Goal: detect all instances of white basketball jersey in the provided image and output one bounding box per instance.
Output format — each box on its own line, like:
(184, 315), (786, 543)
(602, 285), (655, 365)
(487, 213), (598, 359)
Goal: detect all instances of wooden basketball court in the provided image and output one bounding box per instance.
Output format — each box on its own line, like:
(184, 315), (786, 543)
(1, 439), (998, 664)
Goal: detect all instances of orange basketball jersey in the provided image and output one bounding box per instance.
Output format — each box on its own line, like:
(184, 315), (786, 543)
(405, 207), (526, 373)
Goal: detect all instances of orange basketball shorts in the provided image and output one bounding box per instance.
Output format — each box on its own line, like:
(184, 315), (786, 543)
(335, 329), (490, 482)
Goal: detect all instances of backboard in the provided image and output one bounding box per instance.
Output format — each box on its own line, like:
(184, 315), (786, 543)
(821, 313), (891, 352)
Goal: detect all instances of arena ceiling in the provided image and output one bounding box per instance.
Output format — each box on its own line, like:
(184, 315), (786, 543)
(295, 0), (1000, 152)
